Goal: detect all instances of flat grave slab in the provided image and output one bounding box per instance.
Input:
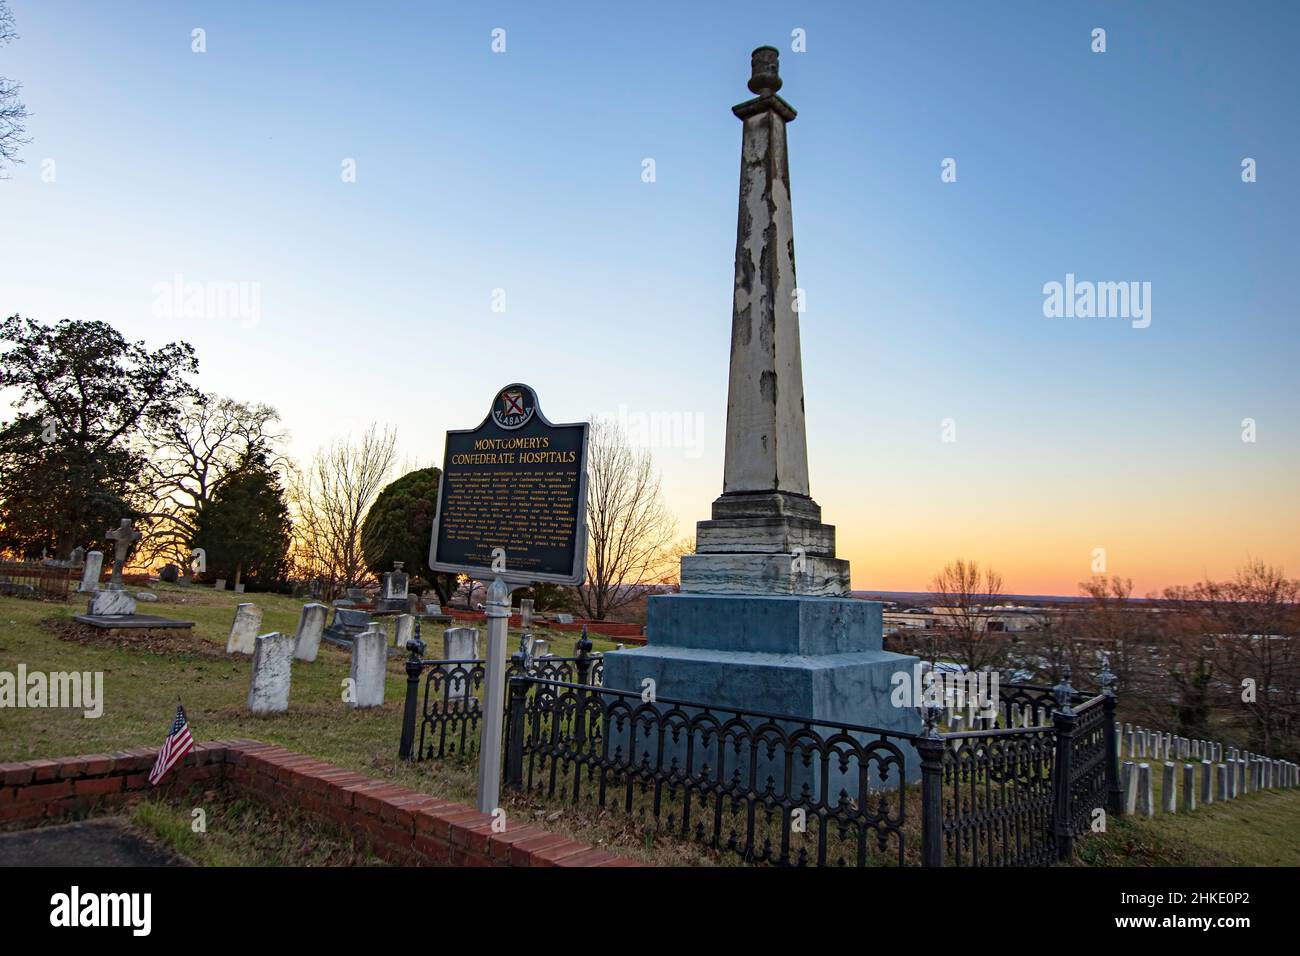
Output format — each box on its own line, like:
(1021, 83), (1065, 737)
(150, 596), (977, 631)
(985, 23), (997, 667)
(73, 613), (195, 632)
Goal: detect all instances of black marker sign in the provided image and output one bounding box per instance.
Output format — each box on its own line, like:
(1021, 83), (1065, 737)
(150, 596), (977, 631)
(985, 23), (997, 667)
(429, 383), (588, 585)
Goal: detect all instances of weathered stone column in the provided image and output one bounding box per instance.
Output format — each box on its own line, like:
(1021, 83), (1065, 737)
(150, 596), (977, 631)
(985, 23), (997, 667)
(680, 45), (849, 597)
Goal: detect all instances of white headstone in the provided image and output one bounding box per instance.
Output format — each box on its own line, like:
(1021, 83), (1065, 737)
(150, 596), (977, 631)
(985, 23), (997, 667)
(226, 603), (263, 655)
(247, 631), (294, 714)
(1162, 762), (1177, 812)
(350, 628), (387, 708)
(1122, 761), (1137, 815)
(1137, 763), (1154, 817)
(293, 603), (328, 662)
(443, 626), (480, 701)
(77, 551), (104, 593)
(1182, 763), (1196, 811)
(444, 626), (479, 660)
(393, 614), (415, 650)
(214, 578), (226, 590)
(519, 599), (534, 627)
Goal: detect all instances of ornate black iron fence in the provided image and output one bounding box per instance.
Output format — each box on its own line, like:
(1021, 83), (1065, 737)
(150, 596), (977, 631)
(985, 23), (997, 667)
(917, 663), (1122, 866)
(921, 724), (1057, 866)
(397, 633), (1122, 868)
(397, 630), (605, 763)
(503, 676), (916, 867)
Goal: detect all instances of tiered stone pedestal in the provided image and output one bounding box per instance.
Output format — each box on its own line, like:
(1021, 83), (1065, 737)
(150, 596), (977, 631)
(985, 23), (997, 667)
(601, 593), (921, 793)
(680, 492), (851, 596)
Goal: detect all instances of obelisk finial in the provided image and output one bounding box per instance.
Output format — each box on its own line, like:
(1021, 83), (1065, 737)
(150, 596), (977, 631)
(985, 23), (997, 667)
(748, 45), (782, 95)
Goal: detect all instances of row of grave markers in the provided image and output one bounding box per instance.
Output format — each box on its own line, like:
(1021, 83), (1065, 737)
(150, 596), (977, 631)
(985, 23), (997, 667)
(934, 701), (1054, 732)
(227, 602), (395, 714)
(1117, 720), (1299, 818)
(229, 601), (516, 714)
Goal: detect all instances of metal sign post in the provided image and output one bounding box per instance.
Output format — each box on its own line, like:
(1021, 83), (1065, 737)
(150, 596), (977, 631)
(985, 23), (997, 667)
(477, 576), (516, 815)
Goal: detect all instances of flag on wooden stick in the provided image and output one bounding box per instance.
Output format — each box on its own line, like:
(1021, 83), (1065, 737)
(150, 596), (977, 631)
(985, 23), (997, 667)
(148, 703), (194, 786)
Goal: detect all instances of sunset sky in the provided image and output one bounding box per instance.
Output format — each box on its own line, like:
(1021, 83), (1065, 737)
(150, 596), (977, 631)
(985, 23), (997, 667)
(2, 1), (1297, 597)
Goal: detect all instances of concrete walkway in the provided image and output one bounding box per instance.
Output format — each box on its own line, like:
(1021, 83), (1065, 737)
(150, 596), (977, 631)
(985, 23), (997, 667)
(0, 817), (190, 867)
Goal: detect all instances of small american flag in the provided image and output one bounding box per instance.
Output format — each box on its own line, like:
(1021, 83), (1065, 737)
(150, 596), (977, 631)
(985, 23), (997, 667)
(148, 703), (194, 786)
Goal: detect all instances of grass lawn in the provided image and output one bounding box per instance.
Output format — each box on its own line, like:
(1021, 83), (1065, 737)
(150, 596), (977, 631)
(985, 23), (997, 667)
(128, 784), (391, 866)
(2, 586), (1297, 867)
(0, 585), (673, 860)
(1078, 758), (1300, 866)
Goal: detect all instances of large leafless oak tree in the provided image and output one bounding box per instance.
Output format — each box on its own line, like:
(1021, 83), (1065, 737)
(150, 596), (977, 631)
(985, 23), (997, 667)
(289, 424), (396, 599)
(136, 395), (286, 574)
(576, 418), (676, 621)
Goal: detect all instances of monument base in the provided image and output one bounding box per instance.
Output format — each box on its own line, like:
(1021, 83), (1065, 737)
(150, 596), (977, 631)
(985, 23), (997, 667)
(600, 593), (922, 792)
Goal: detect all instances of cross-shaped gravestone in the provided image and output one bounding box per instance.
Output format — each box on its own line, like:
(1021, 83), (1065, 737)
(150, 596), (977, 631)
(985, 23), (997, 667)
(105, 518), (140, 587)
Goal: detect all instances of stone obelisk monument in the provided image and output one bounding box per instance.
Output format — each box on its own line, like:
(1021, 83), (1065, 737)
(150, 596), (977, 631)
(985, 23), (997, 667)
(680, 45), (847, 597)
(603, 48), (919, 760)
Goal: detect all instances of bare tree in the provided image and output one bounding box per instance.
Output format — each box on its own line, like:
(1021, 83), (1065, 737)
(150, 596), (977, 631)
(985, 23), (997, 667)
(658, 535), (695, 590)
(1073, 576), (1154, 694)
(1165, 561), (1300, 758)
(575, 418), (676, 621)
(928, 558), (1008, 672)
(136, 395), (286, 574)
(0, 1), (30, 173)
(289, 424), (396, 600)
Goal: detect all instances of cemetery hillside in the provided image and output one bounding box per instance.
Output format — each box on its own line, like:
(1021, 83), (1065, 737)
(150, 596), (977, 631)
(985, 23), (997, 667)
(1, 584), (1298, 867)
(1, 1), (1297, 935)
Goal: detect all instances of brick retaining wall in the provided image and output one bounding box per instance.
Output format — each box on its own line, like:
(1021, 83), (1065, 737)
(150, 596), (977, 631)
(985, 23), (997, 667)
(0, 741), (636, 867)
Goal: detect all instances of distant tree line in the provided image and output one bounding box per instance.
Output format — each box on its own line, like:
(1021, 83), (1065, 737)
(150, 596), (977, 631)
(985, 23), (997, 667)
(895, 557), (1300, 763)
(1, 317), (688, 610)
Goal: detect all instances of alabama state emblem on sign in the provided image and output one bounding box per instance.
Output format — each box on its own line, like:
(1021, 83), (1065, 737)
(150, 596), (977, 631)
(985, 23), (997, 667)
(491, 384), (536, 430)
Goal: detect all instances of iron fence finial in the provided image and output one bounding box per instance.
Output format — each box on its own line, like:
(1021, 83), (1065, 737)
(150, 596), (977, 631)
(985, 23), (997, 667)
(1099, 653), (1116, 698)
(922, 703), (944, 739)
(1053, 665), (1076, 714)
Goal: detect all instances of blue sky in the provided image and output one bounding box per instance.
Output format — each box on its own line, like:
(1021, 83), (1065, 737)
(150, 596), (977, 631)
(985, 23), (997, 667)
(2, 1), (1297, 593)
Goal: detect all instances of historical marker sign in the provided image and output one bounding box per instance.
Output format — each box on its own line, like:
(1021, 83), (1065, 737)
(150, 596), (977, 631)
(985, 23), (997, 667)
(429, 383), (588, 586)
